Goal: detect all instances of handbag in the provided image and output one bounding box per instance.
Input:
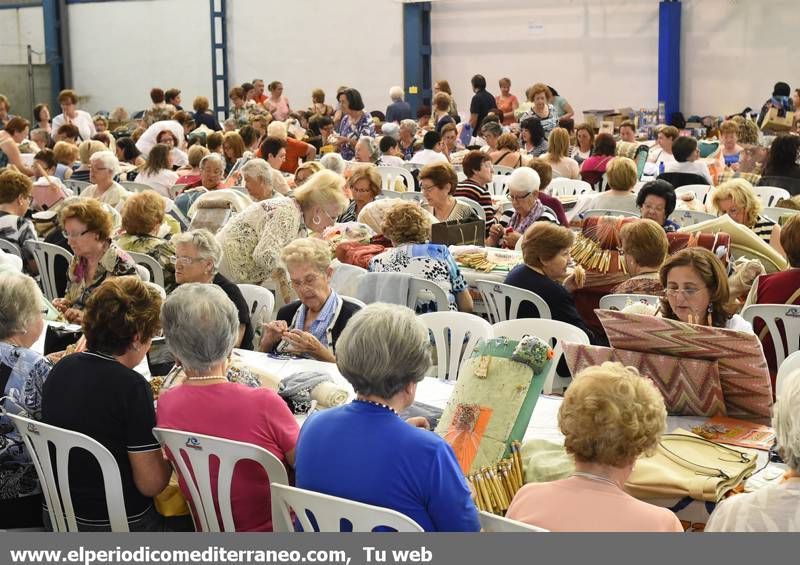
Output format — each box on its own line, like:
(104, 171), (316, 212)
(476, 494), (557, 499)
(625, 429), (757, 502)
(430, 218), (484, 246)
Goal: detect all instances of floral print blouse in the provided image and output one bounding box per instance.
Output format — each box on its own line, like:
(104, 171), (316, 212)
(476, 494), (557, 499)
(64, 243), (138, 309)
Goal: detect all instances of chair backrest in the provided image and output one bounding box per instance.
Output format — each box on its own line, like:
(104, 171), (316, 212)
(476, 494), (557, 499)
(486, 174), (510, 196)
(120, 181), (156, 193)
(675, 184), (713, 205)
(491, 318), (590, 394)
(548, 178), (594, 197)
(668, 209), (717, 229)
(7, 413), (128, 532)
(64, 179), (90, 195)
(657, 172), (708, 189)
(408, 276), (450, 312)
(270, 483), (424, 532)
(24, 241), (74, 301)
(776, 351), (800, 397)
(376, 166), (415, 191)
(753, 186), (791, 208)
(455, 196), (486, 222)
(401, 162), (422, 172)
(330, 262), (368, 297)
(478, 510), (548, 532)
(419, 311), (493, 381)
(341, 295), (367, 309)
(169, 183), (187, 199)
(146, 281), (167, 299)
(126, 251), (165, 289)
(476, 280), (551, 323)
(379, 189), (403, 200)
(237, 284), (276, 342)
(133, 263), (150, 282)
(492, 165), (514, 176)
(741, 304), (800, 368)
(0, 238), (22, 258)
(598, 294), (661, 311)
(757, 176), (800, 195)
(398, 191), (425, 203)
(151, 428), (289, 532)
(581, 209), (640, 219)
(761, 207), (800, 224)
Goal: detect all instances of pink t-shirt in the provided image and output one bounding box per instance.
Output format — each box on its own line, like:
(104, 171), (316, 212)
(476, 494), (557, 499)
(156, 382), (299, 531)
(506, 476), (684, 532)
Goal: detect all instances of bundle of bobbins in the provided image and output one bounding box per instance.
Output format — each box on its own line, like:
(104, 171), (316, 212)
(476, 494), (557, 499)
(465, 441), (525, 515)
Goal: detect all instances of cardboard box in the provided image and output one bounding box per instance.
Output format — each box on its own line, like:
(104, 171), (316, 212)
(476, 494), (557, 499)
(760, 107), (794, 132)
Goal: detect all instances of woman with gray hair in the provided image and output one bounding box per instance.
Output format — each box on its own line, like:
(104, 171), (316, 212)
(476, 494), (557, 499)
(706, 372), (800, 531)
(0, 272), (51, 528)
(398, 119), (417, 160)
(81, 150), (131, 210)
(294, 303), (480, 532)
(240, 158), (274, 201)
(172, 229), (254, 349)
(156, 283), (299, 532)
(319, 152), (346, 175)
(354, 136), (381, 164)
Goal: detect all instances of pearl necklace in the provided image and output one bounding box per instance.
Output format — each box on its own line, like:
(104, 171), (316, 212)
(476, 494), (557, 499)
(354, 398), (398, 415)
(571, 471), (623, 490)
(186, 375), (227, 382)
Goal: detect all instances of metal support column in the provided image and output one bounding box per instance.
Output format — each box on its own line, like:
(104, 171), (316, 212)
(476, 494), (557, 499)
(42, 0), (66, 109)
(210, 0), (229, 123)
(658, 0), (681, 124)
(403, 1), (432, 116)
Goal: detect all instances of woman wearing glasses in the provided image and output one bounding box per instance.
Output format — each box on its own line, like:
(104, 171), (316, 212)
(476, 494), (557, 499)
(488, 168), (558, 249)
(259, 238), (360, 362)
(419, 163), (479, 223)
(338, 165), (381, 223)
(81, 150), (131, 210)
(659, 247), (753, 333)
(52, 199), (137, 325)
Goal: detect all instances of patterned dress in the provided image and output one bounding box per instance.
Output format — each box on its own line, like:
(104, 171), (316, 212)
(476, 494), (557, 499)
(337, 113), (376, 161)
(115, 234), (177, 292)
(64, 243), (138, 309)
(0, 212), (37, 267)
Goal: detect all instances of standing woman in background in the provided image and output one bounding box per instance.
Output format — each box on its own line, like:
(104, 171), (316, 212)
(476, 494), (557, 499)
(547, 86), (575, 121)
(434, 80), (460, 122)
(266, 81), (291, 121)
(335, 88), (376, 161)
(33, 103), (52, 137)
(51, 89), (96, 142)
(495, 78), (519, 126)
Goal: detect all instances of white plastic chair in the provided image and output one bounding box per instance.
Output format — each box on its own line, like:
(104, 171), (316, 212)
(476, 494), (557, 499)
(379, 189), (403, 200)
(675, 184), (713, 205)
(492, 165), (514, 176)
(776, 351), (800, 397)
(126, 251), (165, 289)
(761, 207), (800, 224)
(476, 280), (551, 322)
(741, 304), (800, 369)
(237, 283), (276, 337)
(330, 262), (368, 297)
(64, 179), (90, 195)
(668, 209), (717, 228)
(478, 510), (549, 532)
(754, 186), (791, 208)
(341, 295), (367, 309)
(409, 277), (450, 312)
(24, 241), (74, 301)
(581, 209), (640, 219)
(133, 264), (150, 282)
(457, 171), (467, 182)
(152, 428), (289, 532)
(270, 483), (424, 532)
(548, 178), (594, 197)
(420, 311), (493, 381)
(398, 191), (425, 203)
(486, 174), (510, 196)
(7, 413), (129, 532)
(169, 183), (187, 199)
(455, 196), (487, 222)
(598, 294), (661, 311)
(376, 166), (415, 192)
(492, 318), (591, 394)
(120, 181), (156, 193)
(0, 238), (22, 258)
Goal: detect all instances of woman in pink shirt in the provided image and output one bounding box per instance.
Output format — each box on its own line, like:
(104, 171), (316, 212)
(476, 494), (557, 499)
(157, 283), (299, 532)
(266, 81), (291, 121)
(506, 362), (683, 532)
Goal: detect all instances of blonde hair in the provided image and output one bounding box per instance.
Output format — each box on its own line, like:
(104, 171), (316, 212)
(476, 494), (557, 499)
(348, 165), (381, 197)
(620, 219), (668, 269)
(559, 362), (667, 466)
(78, 139), (107, 165)
(293, 169), (348, 212)
(605, 157), (637, 191)
(121, 190), (165, 236)
(496, 132), (519, 152)
(521, 222), (574, 268)
(382, 201), (431, 245)
(281, 237), (332, 273)
(267, 120), (288, 140)
(53, 141), (79, 165)
(710, 178), (762, 228)
(547, 127), (571, 160)
(187, 144), (209, 168)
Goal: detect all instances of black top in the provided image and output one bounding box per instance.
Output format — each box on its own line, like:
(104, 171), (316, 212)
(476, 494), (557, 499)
(193, 111), (221, 131)
(758, 174), (800, 196)
(275, 299), (361, 354)
(213, 273), (254, 350)
(469, 90), (496, 131)
(385, 100), (412, 123)
(656, 172), (708, 189)
(41, 352), (160, 525)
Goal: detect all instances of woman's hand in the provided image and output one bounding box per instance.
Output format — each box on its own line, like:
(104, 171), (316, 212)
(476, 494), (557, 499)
(503, 231), (522, 249)
(63, 308), (83, 324)
(281, 329), (334, 362)
(406, 416), (430, 430)
(259, 320), (288, 352)
(487, 223), (504, 243)
(52, 297), (70, 313)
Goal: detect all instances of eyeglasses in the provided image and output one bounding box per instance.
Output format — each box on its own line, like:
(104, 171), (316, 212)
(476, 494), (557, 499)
(169, 255), (205, 266)
(665, 287), (705, 298)
(62, 229), (90, 239)
(89, 166), (109, 172)
(508, 193), (532, 201)
(290, 273), (322, 290)
(641, 204), (665, 213)
(420, 183), (438, 192)
(352, 187), (374, 194)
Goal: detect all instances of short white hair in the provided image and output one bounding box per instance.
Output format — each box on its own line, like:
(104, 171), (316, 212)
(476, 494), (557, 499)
(199, 153), (224, 171)
(0, 272), (44, 339)
(266, 120), (288, 140)
(357, 136), (381, 162)
(389, 86), (404, 101)
(774, 369), (800, 473)
(172, 229), (222, 273)
(400, 119), (417, 136)
(507, 167), (541, 195)
(90, 150), (119, 175)
(320, 152), (346, 175)
(240, 158), (273, 187)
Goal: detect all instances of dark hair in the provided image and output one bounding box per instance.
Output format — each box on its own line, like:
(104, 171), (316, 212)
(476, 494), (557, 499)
(164, 88), (180, 103)
(239, 124), (257, 147)
(416, 105), (431, 120)
(773, 82), (791, 97)
(636, 179), (676, 217)
(309, 115), (333, 135)
(116, 137), (141, 162)
(672, 136), (698, 162)
(619, 121), (636, 133)
(593, 133), (616, 156)
(241, 82), (254, 95)
(379, 135), (397, 153)
(547, 85), (560, 97)
(4, 117), (29, 135)
(150, 87), (165, 104)
(34, 148), (57, 170)
(260, 136), (287, 158)
(462, 150), (491, 178)
(558, 117), (574, 133)
(471, 74), (487, 91)
(422, 130), (441, 150)
(207, 131), (223, 152)
(340, 88), (365, 112)
(56, 123), (79, 140)
(370, 110), (386, 122)
(764, 135), (800, 177)
(520, 116), (546, 146)
(143, 144), (171, 174)
(33, 103), (49, 123)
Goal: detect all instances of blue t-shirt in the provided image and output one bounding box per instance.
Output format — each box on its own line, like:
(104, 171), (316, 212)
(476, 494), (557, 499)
(295, 401), (480, 532)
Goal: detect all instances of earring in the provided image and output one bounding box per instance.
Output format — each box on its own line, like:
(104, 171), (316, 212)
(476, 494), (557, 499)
(311, 214), (322, 226)
(708, 304), (713, 313)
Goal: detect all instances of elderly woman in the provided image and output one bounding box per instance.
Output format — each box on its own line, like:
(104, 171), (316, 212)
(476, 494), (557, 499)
(488, 168), (557, 249)
(339, 165), (381, 223)
(172, 229), (254, 349)
(519, 116), (548, 158)
(51, 199), (137, 325)
(354, 136), (381, 165)
(157, 284), (299, 531)
(518, 83), (559, 138)
(82, 150), (131, 209)
(369, 201), (472, 313)
(116, 191), (177, 292)
(706, 372), (800, 531)
(259, 238), (360, 362)
(0, 272), (51, 528)
(174, 144), (209, 187)
(293, 161), (323, 187)
(420, 162), (478, 223)
(495, 77), (519, 126)
(543, 127), (580, 179)
(51, 89), (96, 142)
(42, 277), (171, 531)
(711, 179), (783, 252)
(489, 133), (527, 168)
(454, 150), (495, 228)
(295, 303), (480, 532)
(70, 139), (107, 183)
(761, 135), (800, 188)
(319, 152), (346, 176)
(479, 121), (502, 153)
(0, 169), (38, 272)
(196, 153), (225, 190)
(507, 362), (681, 532)
(398, 119), (417, 161)
(216, 170), (346, 289)
(237, 158), (275, 202)
(335, 88), (376, 161)
(133, 144), (178, 198)
(590, 156), (639, 214)
(659, 247), (752, 332)
(611, 219), (669, 295)
(580, 133), (616, 187)
(637, 179), (680, 232)
(570, 122), (594, 164)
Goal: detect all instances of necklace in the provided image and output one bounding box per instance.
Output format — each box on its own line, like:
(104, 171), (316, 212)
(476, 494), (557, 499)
(354, 398), (398, 415)
(186, 375), (227, 382)
(571, 471), (623, 490)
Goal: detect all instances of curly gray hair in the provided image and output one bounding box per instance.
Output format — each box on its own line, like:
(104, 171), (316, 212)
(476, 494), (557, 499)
(172, 229), (222, 274)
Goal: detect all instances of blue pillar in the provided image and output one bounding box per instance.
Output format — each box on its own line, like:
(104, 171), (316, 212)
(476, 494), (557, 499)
(42, 0), (65, 109)
(658, 0), (681, 123)
(403, 2), (431, 116)
(210, 0), (229, 123)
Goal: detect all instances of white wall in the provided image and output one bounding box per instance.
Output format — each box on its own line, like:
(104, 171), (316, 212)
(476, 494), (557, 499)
(67, 0), (211, 113)
(0, 6), (45, 65)
(228, 0), (403, 115)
